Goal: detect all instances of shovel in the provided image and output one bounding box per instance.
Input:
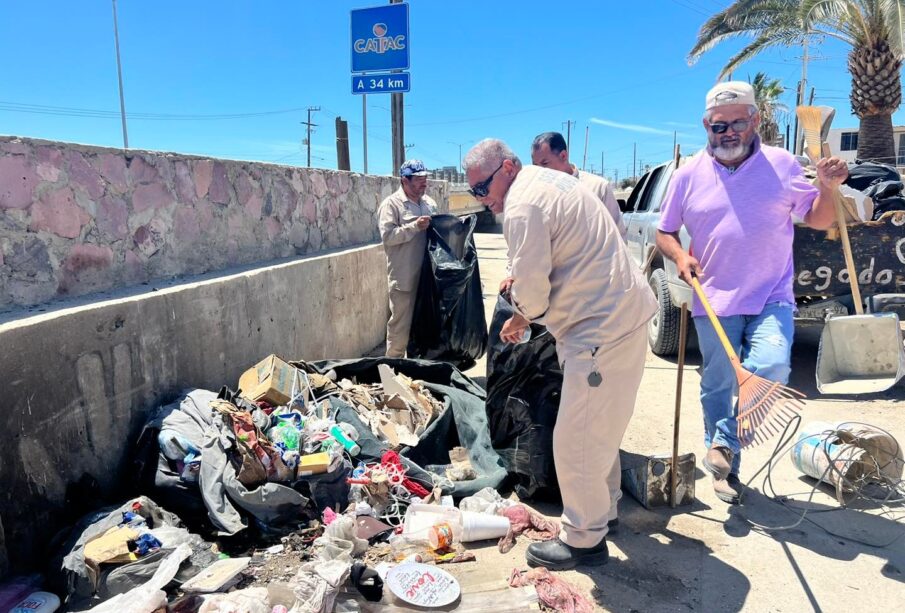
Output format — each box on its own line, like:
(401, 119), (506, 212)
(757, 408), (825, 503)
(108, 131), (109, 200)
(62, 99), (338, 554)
(814, 195), (905, 392)
(796, 108), (905, 393)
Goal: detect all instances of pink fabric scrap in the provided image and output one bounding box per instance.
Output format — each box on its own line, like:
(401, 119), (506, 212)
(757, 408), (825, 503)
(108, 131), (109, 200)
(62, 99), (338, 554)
(497, 504), (559, 554)
(509, 567), (594, 613)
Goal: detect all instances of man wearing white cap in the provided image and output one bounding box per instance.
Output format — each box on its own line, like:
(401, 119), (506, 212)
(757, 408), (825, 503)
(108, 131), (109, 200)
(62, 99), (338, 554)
(656, 82), (848, 503)
(464, 138), (656, 570)
(378, 160), (437, 357)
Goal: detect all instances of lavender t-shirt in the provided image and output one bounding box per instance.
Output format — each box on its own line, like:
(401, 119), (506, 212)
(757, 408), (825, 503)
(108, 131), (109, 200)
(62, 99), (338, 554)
(658, 144), (818, 317)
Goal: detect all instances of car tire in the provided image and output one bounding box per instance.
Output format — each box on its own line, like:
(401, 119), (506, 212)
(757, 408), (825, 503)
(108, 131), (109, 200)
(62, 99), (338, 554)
(648, 267), (680, 356)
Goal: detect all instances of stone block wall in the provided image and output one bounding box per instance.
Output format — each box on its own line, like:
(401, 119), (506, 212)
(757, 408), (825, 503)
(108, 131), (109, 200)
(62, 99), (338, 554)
(0, 136), (448, 312)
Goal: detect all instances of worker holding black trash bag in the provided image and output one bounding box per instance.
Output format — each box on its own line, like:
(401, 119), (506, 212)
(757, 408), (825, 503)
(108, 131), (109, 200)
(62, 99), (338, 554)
(464, 138), (657, 571)
(377, 159), (437, 358)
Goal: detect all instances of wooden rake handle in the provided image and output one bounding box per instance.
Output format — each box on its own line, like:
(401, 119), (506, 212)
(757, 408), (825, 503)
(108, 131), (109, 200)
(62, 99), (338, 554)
(690, 274), (741, 364)
(821, 142), (864, 315)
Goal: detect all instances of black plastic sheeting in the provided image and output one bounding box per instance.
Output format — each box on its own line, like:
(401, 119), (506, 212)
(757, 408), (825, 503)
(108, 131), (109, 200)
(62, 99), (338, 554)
(407, 214), (488, 368)
(845, 161), (905, 219)
(307, 357), (507, 499)
(485, 295), (563, 499)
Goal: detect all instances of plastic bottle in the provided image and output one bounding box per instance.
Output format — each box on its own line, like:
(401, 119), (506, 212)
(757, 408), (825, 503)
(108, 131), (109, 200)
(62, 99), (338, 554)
(515, 327), (532, 344)
(10, 591), (60, 613)
(270, 421), (300, 451)
(329, 424), (361, 456)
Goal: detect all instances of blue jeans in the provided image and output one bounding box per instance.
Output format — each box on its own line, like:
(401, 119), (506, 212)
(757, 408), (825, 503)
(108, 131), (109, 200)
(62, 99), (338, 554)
(693, 302), (794, 474)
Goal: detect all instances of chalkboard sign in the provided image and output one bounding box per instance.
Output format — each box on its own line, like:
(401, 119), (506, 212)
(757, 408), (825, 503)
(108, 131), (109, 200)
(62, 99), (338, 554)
(793, 212), (905, 298)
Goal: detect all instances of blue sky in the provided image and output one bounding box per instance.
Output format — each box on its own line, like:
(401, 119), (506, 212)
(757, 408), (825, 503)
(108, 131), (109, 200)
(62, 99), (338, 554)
(1, 1), (900, 180)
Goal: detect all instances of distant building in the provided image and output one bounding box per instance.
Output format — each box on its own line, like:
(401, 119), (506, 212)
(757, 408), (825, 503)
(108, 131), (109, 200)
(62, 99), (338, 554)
(827, 126), (905, 166)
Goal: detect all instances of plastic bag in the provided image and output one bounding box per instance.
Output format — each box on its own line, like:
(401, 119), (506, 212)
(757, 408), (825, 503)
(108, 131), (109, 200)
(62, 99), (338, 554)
(485, 295), (563, 499)
(407, 214), (488, 368)
(843, 161), (905, 220)
(77, 544), (191, 613)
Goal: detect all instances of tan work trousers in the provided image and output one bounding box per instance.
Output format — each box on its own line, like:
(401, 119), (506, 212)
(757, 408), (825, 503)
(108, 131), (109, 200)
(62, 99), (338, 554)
(555, 325), (647, 548)
(386, 287), (416, 358)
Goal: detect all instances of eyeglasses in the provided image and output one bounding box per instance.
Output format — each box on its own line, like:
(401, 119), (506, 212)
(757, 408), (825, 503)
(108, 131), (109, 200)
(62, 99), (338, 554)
(708, 119), (752, 134)
(468, 162), (504, 197)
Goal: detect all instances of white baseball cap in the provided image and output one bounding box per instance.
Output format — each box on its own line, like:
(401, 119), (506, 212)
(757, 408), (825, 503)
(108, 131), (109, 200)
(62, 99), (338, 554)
(705, 81), (756, 110)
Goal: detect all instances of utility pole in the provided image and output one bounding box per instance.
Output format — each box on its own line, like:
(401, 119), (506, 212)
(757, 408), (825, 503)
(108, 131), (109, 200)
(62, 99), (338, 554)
(335, 117), (350, 171)
(794, 35), (810, 156)
(600, 151), (604, 177)
(632, 142), (637, 180)
(302, 106), (320, 167)
(562, 120), (573, 150)
(362, 94), (368, 175)
(582, 126), (590, 171)
(111, 0), (129, 149)
(390, 0), (405, 175)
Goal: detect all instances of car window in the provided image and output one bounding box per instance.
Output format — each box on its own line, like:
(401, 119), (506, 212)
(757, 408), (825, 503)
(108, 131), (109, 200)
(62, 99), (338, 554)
(648, 163), (676, 213)
(624, 172), (652, 213)
(636, 166), (666, 212)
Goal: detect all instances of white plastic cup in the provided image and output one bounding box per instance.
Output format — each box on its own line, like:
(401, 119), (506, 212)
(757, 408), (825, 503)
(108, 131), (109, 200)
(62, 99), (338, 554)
(460, 511), (510, 542)
(402, 504), (462, 537)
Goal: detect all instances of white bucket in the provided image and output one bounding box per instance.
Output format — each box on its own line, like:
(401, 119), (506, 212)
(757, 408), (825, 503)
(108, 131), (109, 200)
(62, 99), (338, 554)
(460, 511), (510, 542)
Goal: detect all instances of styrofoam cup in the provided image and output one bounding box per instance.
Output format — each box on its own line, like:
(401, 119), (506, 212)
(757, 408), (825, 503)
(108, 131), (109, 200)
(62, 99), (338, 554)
(460, 511), (510, 542)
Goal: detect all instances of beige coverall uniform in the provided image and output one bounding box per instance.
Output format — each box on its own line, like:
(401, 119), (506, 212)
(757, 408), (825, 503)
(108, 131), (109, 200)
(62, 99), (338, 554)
(572, 166), (628, 240)
(378, 188), (437, 357)
(505, 166), (657, 547)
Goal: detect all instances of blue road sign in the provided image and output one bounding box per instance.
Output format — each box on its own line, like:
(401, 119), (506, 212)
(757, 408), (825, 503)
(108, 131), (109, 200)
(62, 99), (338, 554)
(352, 72), (410, 95)
(351, 3), (409, 73)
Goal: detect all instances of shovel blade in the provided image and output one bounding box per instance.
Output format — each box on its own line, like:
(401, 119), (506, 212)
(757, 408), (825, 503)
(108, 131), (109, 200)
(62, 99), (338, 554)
(816, 313), (905, 394)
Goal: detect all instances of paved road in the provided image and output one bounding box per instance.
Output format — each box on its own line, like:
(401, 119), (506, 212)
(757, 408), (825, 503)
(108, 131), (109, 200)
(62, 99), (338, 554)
(462, 230), (905, 612)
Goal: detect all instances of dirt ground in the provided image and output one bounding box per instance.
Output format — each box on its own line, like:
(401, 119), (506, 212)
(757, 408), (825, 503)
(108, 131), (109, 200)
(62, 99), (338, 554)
(446, 231), (905, 612)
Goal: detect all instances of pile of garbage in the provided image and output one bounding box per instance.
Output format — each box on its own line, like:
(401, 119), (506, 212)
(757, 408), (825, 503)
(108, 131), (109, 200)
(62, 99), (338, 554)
(5, 354), (589, 612)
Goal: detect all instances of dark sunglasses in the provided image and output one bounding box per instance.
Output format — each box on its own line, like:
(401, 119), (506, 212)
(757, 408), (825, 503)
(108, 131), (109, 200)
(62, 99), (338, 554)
(468, 162), (504, 197)
(709, 119), (752, 134)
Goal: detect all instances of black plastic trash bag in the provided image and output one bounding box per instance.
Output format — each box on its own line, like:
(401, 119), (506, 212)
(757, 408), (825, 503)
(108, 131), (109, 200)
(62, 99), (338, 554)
(407, 214), (488, 368)
(48, 496), (214, 609)
(485, 295), (563, 499)
(844, 161), (905, 219)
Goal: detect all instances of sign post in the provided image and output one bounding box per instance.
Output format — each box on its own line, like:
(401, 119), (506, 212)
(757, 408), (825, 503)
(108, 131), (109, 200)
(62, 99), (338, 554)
(351, 2), (410, 175)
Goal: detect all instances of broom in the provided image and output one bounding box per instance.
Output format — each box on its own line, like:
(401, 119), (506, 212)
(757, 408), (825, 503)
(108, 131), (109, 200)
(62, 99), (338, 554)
(689, 273), (806, 448)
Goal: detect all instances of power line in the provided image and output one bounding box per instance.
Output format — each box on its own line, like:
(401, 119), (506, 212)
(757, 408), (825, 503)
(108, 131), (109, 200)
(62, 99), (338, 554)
(0, 99), (314, 121)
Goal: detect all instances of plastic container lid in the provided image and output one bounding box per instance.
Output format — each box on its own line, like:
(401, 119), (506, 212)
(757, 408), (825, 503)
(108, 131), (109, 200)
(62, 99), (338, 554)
(11, 591), (61, 613)
(385, 562), (460, 608)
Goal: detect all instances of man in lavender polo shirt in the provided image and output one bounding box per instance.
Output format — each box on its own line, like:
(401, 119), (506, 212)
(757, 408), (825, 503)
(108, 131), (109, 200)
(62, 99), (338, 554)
(656, 81), (848, 504)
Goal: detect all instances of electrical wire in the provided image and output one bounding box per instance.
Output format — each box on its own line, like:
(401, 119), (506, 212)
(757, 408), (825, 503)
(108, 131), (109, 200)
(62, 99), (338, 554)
(738, 419), (905, 548)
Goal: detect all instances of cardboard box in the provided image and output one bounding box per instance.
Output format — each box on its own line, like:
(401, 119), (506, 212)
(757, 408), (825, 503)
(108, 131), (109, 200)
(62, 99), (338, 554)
(297, 452), (331, 476)
(238, 354), (298, 407)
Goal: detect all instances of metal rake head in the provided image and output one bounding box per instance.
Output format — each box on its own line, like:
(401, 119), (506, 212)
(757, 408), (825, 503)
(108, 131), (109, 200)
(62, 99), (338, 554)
(737, 374), (807, 448)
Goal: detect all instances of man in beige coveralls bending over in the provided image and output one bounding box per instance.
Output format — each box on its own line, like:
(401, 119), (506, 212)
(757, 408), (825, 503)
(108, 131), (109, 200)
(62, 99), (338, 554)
(378, 160), (437, 357)
(464, 139), (656, 570)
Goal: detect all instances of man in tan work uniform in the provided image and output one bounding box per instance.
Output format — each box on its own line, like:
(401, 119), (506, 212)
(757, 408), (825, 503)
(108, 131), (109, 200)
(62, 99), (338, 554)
(531, 131), (626, 239)
(378, 159), (437, 357)
(464, 139), (656, 571)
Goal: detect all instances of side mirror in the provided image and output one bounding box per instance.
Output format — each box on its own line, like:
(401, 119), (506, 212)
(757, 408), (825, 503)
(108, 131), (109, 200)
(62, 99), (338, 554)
(618, 198), (632, 213)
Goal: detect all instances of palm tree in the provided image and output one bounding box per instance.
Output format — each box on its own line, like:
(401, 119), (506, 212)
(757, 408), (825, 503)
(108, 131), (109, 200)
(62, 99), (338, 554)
(688, 1), (904, 163)
(750, 72), (789, 145)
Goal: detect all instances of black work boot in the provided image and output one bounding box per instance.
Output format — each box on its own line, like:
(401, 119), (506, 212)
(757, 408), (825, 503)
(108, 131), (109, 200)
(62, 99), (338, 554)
(526, 538), (608, 571)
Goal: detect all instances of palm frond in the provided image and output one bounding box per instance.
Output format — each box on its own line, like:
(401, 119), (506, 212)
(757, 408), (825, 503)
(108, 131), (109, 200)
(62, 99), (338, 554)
(688, 0), (801, 64)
